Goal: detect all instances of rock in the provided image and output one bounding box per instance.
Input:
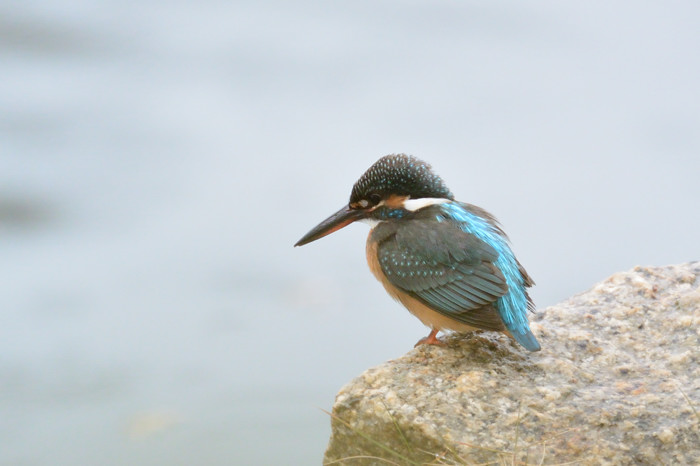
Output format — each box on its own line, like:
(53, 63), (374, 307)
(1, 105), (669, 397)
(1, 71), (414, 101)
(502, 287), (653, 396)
(324, 263), (700, 465)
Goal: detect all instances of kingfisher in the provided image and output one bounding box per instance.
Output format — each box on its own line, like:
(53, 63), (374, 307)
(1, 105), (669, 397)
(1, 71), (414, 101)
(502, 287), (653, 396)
(294, 154), (540, 352)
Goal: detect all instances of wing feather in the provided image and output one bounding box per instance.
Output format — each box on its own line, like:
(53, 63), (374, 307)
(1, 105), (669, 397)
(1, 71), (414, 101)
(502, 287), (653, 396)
(376, 218), (508, 331)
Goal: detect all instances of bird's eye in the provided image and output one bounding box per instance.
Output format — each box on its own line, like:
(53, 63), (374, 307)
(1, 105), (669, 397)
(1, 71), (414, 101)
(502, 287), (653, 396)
(369, 193), (382, 204)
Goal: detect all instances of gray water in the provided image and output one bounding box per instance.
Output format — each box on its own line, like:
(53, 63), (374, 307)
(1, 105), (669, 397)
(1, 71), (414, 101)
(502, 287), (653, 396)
(1, 1), (699, 464)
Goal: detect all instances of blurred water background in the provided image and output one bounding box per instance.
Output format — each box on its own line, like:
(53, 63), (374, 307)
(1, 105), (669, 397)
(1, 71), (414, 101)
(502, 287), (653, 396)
(1, 1), (698, 464)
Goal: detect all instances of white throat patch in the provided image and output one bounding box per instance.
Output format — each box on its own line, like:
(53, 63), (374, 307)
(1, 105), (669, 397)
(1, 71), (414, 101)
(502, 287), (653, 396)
(360, 218), (382, 228)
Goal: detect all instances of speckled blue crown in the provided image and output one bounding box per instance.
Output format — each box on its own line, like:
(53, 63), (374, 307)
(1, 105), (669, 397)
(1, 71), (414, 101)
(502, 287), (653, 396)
(350, 154), (454, 203)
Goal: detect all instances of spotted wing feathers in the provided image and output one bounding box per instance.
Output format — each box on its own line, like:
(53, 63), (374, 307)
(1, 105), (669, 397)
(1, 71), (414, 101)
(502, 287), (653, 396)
(376, 220), (508, 331)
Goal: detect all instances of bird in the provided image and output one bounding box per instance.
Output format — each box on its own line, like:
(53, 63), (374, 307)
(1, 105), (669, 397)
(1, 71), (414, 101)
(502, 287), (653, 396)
(294, 154), (540, 352)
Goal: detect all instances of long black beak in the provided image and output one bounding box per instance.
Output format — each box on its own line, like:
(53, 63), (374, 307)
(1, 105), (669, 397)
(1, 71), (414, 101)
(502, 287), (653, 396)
(294, 205), (366, 247)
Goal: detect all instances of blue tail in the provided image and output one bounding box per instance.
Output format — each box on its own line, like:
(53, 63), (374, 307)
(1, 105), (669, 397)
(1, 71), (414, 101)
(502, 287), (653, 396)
(510, 327), (541, 352)
(442, 202), (541, 352)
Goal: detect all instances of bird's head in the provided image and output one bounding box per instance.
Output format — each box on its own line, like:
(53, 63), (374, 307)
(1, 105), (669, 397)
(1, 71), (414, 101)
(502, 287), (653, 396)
(294, 154), (453, 247)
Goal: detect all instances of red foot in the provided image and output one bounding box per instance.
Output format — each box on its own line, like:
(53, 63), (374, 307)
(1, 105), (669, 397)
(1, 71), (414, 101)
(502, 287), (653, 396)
(414, 328), (445, 347)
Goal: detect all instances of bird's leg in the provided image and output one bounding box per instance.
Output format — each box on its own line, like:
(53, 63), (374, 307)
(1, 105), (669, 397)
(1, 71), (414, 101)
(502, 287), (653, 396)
(414, 328), (445, 347)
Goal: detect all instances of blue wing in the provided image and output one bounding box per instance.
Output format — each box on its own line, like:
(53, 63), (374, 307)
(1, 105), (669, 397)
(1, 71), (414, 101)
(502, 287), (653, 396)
(375, 216), (508, 331)
(373, 202), (541, 351)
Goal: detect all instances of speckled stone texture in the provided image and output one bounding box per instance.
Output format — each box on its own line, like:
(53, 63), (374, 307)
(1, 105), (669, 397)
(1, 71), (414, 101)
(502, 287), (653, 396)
(324, 263), (700, 465)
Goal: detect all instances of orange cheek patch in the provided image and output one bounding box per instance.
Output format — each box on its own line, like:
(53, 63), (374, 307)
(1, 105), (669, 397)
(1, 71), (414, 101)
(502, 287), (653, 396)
(384, 194), (409, 209)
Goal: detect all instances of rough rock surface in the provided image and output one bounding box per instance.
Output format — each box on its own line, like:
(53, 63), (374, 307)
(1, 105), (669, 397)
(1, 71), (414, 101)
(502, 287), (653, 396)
(324, 263), (700, 465)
